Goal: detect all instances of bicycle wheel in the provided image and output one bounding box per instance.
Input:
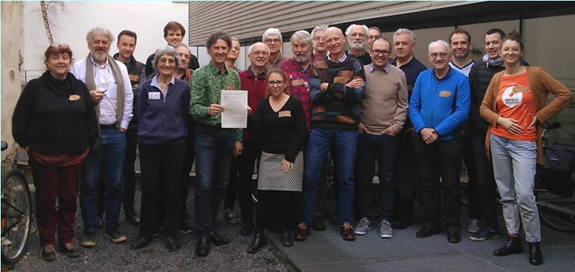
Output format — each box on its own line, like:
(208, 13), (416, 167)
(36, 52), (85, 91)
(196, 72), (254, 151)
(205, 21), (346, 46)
(1, 170), (32, 265)
(535, 189), (575, 233)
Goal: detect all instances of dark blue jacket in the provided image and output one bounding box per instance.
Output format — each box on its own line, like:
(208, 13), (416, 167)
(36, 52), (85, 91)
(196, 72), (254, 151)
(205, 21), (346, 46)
(408, 67), (470, 141)
(138, 76), (190, 145)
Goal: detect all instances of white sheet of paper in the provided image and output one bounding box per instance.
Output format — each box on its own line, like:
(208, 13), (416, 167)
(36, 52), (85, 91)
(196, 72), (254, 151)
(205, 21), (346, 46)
(221, 90), (248, 128)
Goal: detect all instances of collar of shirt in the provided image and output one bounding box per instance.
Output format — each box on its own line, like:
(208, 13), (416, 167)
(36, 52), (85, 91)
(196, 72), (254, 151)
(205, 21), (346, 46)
(293, 58), (311, 73)
(247, 66), (266, 78)
(369, 62), (389, 73)
(91, 56), (109, 69)
(346, 49), (366, 58)
(150, 74), (175, 90)
(207, 62), (229, 75)
(327, 53), (347, 63)
(433, 65), (453, 80)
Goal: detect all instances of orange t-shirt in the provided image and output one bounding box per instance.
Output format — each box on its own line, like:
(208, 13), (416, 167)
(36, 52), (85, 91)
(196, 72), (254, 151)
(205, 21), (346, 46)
(491, 72), (537, 141)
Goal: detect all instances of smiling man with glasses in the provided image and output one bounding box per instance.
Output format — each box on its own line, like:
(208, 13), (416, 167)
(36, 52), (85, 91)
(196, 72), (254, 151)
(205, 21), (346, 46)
(263, 28), (287, 68)
(408, 39), (470, 244)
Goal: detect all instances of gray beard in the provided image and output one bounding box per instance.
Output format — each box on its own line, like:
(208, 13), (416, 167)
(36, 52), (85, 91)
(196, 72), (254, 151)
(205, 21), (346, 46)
(350, 43), (364, 50)
(295, 54), (310, 63)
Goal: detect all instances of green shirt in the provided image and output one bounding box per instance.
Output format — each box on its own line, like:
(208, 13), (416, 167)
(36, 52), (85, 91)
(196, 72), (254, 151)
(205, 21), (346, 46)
(190, 62), (243, 141)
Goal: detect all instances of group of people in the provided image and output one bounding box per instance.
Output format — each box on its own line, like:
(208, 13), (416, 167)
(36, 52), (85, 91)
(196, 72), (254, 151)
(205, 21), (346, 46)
(12, 19), (572, 267)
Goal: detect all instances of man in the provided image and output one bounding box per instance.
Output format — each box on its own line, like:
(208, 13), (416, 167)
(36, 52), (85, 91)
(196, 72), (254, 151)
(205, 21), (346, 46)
(408, 40), (470, 244)
(297, 27), (365, 242)
(345, 24), (371, 65)
(113, 30), (145, 227)
(263, 28), (287, 68)
(311, 25), (329, 59)
(175, 44), (193, 82)
(70, 27), (133, 247)
(145, 21), (199, 77)
(467, 29), (508, 242)
(448, 28), (480, 234)
(390, 28), (427, 230)
(354, 38), (408, 239)
(228, 42), (270, 237)
(190, 31), (242, 257)
(366, 26), (382, 54)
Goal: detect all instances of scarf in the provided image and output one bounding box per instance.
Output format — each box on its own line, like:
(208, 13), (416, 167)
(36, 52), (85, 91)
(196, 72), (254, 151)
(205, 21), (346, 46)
(84, 53), (125, 128)
(482, 54), (504, 68)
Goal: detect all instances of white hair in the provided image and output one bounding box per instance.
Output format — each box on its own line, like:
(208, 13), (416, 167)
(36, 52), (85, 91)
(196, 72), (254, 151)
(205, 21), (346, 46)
(290, 30), (312, 46)
(86, 27), (114, 44)
(427, 40), (451, 54)
(393, 28), (416, 43)
(345, 24), (369, 36)
(248, 42), (270, 55)
(311, 25), (329, 38)
(262, 28), (282, 42)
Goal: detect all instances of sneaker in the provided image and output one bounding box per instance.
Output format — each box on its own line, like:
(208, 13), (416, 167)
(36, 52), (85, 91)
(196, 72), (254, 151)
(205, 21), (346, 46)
(154, 224), (165, 237)
(225, 209), (239, 225)
(354, 217), (371, 235)
(470, 227), (500, 242)
(379, 220), (393, 239)
(467, 218), (480, 234)
(179, 222), (193, 234)
(41, 244), (57, 261)
(59, 242), (81, 258)
(105, 227), (127, 243)
(81, 232), (96, 247)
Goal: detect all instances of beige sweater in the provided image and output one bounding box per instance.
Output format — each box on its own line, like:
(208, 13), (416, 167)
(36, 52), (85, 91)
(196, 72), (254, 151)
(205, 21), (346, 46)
(360, 64), (408, 134)
(480, 66), (573, 164)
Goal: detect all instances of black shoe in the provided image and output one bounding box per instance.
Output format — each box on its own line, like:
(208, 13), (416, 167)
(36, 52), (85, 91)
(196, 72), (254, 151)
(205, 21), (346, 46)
(41, 244), (57, 262)
(247, 229), (267, 253)
(280, 228), (293, 247)
(165, 236), (180, 252)
(240, 221), (254, 236)
(59, 242), (81, 258)
(209, 231), (230, 246)
(125, 210), (140, 226)
(493, 236), (523, 256)
(391, 220), (410, 230)
(81, 232), (96, 247)
(447, 231), (461, 243)
(195, 237), (210, 257)
(311, 217), (326, 231)
(179, 222), (193, 234)
(105, 227), (127, 243)
(130, 236), (152, 250)
(153, 224), (165, 237)
(416, 227), (440, 238)
(528, 242), (543, 265)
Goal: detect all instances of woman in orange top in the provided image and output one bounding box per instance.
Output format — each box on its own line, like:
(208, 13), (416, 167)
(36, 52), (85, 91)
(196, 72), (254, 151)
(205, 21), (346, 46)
(480, 31), (572, 266)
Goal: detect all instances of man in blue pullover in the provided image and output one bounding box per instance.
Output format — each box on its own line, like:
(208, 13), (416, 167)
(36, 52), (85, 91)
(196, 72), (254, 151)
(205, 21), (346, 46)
(408, 40), (470, 244)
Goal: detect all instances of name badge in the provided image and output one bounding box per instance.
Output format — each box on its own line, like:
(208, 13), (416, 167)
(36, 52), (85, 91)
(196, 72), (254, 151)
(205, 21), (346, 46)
(149, 92), (161, 100)
(69, 95), (80, 101)
(278, 111), (291, 118)
(333, 76), (349, 84)
(291, 79), (305, 86)
(439, 91), (452, 97)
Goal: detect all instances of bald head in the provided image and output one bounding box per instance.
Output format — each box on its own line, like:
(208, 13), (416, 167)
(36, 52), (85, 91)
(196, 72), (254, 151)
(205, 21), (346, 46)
(324, 27), (345, 58)
(248, 42), (270, 69)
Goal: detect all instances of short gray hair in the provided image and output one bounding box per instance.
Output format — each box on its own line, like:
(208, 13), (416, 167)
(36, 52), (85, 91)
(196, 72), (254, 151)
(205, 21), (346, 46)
(427, 40), (451, 54)
(290, 30), (312, 46)
(152, 46), (180, 70)
(311, 25), (329, 38)
(86, 27), (114, 44)
(393, 28), (416, 43)
(262, 28), (282, 42)
(345, 24), (369, 36)
(248, 42), (270, 55)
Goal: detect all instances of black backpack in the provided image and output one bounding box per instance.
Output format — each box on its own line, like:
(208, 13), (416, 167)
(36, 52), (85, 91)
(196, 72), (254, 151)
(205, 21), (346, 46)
(539, 143), (575, 197)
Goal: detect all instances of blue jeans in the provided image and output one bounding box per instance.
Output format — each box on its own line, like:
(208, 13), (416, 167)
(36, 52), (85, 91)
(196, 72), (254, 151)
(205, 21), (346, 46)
(356, 133), (398, 222)
(194, 129), (235, 238)
(303, 128), (357, 225)
(80, 128), (126, 233)
(490, 134), (540, 242)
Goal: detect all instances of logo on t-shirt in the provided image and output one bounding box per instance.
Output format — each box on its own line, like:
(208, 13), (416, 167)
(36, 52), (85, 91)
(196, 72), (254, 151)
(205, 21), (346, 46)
(502, 84), (529, 108)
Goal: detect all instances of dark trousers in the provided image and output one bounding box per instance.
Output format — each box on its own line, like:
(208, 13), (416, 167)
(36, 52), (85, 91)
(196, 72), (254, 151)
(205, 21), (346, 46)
(471, 134), (499, 229)
(256, 190), (300, 231)
(224, 141), (260, 222)
(123, 128), (138, 213)
(180, 124), (195, 221)
(30, 157), (81, 246)
(356, 133), (398, 222)
(462, 134), (480, 220)
(414, 137), (462, 232)
(138, 143), (186, 238)
(392, 129), (419, 224)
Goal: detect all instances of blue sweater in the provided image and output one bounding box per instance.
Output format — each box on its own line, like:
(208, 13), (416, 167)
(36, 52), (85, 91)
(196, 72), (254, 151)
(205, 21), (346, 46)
(138, 76), (190, 145)
(408, 67), (470, 141)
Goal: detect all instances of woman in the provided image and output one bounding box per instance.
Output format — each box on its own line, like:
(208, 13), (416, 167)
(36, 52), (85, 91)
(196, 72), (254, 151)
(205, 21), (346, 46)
(130, 46), (190, 251)
(12, 44), (98, 261)
(480, 31), (572, 265)
(225, 37), (241, 72)
(247, 69), (308, 253)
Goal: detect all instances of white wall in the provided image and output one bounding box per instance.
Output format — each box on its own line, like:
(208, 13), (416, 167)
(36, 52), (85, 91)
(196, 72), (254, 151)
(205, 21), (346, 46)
(21, 1), (189, 76)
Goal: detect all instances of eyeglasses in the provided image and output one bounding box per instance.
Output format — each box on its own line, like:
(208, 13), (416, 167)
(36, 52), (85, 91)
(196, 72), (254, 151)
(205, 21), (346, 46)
(267, 80), (285, 86)
(501, 47), (521, 54)
(249, 51), (268, 56)
(50, 43), (69, 49)
(369, 35), (381, 40)
(265, 38), (281, 44)
(429, 52), (449, 59)
(372, 49), (391, 56)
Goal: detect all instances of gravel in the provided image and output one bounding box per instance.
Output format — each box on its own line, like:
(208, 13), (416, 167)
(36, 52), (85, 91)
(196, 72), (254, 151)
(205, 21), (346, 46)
(14, 190), (289, 272)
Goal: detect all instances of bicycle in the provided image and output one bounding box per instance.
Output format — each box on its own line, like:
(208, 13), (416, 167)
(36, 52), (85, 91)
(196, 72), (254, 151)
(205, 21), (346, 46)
(1, 141), (32, 265)
(534, 122), (575, 233)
